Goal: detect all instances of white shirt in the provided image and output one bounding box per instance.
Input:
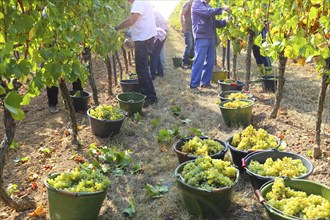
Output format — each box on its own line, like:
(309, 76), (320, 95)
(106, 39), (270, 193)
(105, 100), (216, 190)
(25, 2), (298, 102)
(131, 1), (157, 41)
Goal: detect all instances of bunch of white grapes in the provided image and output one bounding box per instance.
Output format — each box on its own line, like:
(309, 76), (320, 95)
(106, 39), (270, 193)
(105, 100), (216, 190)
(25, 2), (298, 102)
(89, 104), (124, 120)
(265, 178), (330, 219)
(248, 157), (308, 177)
(223, 79), (237, 84)
(231, 125), (278, 150)
(226, 92), (249, 100)
(223, 99), (251, 109)
(181, 156), (237, 190)
(46, 168), (111, 193)
(181, 136), (225, 156)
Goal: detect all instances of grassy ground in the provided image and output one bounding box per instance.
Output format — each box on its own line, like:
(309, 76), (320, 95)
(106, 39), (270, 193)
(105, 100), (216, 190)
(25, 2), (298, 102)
(0, 26), (329, 220)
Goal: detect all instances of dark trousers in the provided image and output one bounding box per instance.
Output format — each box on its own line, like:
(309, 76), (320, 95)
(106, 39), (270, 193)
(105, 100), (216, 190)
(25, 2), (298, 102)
(182, 30), (194, 65)
(47, 79), (83, 106)
(134, 38), (157, 100)
(150, 37), (166, 77)
(252, 45), (271, 67)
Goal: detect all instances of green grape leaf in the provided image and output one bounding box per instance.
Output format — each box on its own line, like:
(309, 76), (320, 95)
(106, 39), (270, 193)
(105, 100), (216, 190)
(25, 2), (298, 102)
(38, 147), (51, 154)
(4, 91), (24, 120)
(151, 117), (161, 126)
(123, 198), (136, 217)
(21, 157), (31, 162)
(9, 140), (19, 149)
(0, 86), (6, 95)
(144, 183), (169, 199)
(113, 168), (124, 176)
(115, 151), (132, 168)
(6, 183), (19, 196)
(2, 41), (14, 57)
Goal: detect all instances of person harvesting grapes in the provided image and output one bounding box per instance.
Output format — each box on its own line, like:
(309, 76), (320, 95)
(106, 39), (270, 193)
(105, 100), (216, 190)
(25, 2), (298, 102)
(189, 0), (230, 92)
(115, 0), (158, 108)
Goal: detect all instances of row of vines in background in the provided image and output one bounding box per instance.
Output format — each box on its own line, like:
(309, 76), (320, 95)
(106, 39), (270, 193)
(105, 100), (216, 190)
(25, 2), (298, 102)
(0, 0), (130, 210)
(169, 0), (329, 156)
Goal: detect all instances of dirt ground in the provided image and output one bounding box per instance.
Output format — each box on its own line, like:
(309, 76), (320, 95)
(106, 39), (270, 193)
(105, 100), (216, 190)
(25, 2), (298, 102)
(0, 27), (329, 220)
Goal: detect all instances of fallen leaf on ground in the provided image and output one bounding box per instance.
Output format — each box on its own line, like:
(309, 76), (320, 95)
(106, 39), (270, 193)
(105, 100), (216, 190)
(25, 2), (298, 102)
(28, 204), (47, 217)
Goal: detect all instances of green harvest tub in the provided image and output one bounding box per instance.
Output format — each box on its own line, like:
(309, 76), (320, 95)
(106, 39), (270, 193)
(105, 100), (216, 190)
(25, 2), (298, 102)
(219, 99), (254, 127)
(175, 160), (239, 219)
(172, 57), (182, 68)
(257, 179), (330, 220)
(212, 70), (228, 84)
(44, 174), (107, 220)
(116, 92), (145, 115)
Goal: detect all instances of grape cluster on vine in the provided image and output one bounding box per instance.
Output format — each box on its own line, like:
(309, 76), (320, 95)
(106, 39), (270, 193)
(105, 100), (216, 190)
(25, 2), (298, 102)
(181, 136), (225, 156)
(265, 178), (330, 219)
(181, 156), (237, 190)
(231, 125), (278, 150)
(248, 157), (308, 177)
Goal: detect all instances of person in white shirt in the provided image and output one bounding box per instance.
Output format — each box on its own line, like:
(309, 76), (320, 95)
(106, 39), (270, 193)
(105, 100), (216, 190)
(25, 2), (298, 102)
(115, 0), (158, 107)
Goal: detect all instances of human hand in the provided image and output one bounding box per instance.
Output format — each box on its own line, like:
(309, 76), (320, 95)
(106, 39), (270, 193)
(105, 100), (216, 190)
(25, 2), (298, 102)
(223, 6), (230, 12)
(181, 26), (186, 33)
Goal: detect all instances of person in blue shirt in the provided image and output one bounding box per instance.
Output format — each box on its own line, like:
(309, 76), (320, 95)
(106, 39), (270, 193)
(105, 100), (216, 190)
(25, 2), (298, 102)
(190, 0), (230, 92)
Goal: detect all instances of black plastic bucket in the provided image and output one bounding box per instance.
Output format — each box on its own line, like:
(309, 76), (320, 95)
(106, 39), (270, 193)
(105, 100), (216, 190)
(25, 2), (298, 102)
(226, 135), (281, 172)
(87, 108), (125, 138)
(261, 76), (279, 93)
(120, 79), (140, 93)
(173, 136), (228, 164)
(218, 80), (245, 92)
(70, 91), (91, 112)
(175, 160), (239, 218)
(242, 150), (313, 190)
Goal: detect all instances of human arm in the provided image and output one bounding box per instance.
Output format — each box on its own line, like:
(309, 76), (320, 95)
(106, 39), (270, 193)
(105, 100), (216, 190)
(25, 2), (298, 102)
(115, 13), (140, 31)
(192, 1), (230, 18)
(179, 3), (189, 33)
(215, 19), (227, 28)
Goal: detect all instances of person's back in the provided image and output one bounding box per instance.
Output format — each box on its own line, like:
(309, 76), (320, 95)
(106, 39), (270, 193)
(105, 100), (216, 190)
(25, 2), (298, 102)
(180, 0), (194, 69)
(130, 1), (157, 41)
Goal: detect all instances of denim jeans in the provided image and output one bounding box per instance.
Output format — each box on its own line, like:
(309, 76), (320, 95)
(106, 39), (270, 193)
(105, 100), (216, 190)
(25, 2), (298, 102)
(182, 30), (194, 65)
(190, 38), (215, 88)
(158, 46), (165, 75)
(135, 38), (157, 100)
(150, 37), (166, 77)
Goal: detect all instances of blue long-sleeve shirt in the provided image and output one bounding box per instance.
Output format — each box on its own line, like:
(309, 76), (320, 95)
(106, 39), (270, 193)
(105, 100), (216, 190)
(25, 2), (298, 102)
(191, 0), (226, 39)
